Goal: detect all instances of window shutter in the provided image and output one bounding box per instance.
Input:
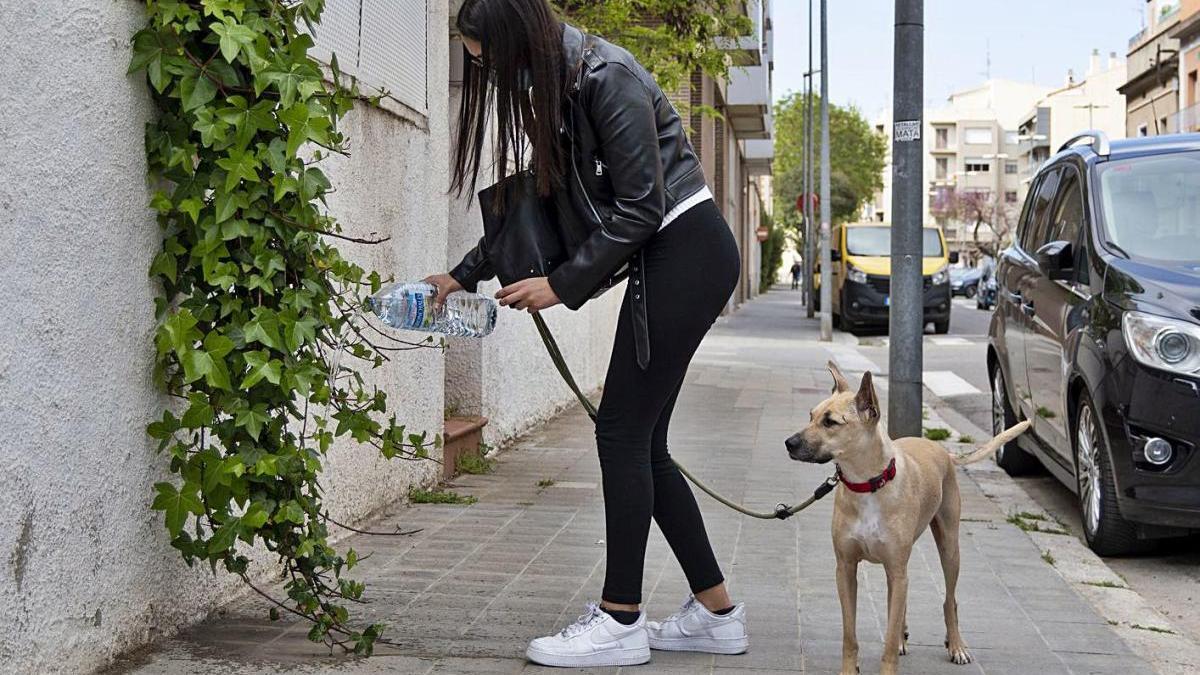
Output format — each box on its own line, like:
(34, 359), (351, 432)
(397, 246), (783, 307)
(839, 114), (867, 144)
(308, 0), (363, 79)
(359, 0), (429, 113)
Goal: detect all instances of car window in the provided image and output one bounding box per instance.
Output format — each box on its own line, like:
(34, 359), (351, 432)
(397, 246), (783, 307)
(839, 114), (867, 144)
(1097, 151), (1200, 262)
(1023, 168), (1062, 251)
(1014, 175), (1040, 249)
(1046, 167), (1084, 249)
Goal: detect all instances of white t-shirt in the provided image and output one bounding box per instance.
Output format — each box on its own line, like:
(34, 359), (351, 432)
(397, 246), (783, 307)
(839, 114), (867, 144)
(659, 186), (714, 231)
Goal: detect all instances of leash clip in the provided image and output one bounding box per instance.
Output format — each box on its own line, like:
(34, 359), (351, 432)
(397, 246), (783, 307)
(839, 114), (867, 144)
(773, 503), (794, 520)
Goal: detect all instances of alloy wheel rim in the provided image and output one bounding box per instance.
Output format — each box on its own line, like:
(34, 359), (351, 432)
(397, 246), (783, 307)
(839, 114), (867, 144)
(1077, 404), (1102, 536)
(992, 371), (1006, 461)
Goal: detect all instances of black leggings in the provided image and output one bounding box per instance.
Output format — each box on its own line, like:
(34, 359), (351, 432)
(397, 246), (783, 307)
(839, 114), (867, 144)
(596, 200), (740, 605)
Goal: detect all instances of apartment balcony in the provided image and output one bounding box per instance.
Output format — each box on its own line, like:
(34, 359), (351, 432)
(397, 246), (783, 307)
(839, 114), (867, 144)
(716, 0), (765, 66)
(744, 137), (774, 176)
(725, 63), (771, 139)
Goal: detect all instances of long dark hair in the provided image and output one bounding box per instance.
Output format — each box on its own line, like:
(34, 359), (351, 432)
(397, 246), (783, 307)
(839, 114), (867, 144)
(452, 0), (566, 203)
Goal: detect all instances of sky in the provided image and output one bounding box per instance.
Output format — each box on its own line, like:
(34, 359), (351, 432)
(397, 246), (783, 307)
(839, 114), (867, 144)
(773, 0), (1150, 118)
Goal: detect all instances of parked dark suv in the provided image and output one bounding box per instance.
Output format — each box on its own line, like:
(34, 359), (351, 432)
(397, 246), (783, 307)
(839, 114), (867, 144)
(988, 131), (1200, 555)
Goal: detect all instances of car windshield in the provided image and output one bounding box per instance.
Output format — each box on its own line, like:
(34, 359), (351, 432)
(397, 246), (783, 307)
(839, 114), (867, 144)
(845, 227), (944, 257)
(1097, 151), (1200, 262)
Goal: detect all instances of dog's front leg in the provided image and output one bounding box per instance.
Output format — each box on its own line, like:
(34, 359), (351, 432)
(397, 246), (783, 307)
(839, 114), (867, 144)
(881, 562), (910, 675)
(836, 557), (860, 675)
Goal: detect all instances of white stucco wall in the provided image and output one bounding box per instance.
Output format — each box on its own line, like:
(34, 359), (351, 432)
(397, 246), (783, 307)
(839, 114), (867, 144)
(0, 1), (450, 673)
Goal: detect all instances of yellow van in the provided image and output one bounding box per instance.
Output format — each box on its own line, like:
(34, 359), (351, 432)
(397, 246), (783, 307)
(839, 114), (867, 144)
(815, 223), (952, 333)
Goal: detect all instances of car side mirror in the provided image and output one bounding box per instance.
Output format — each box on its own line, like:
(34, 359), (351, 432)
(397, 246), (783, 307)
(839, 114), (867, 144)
(949, 251), (960, 264)
(831, 249), (842, 262)
(1036, 240), (1073, 281)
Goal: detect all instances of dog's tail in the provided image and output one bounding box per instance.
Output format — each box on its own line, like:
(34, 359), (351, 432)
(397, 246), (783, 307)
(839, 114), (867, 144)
(952, 420), (1032, 465)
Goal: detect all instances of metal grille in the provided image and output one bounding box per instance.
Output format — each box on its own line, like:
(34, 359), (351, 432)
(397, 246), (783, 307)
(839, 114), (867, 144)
(308, 0), (362, 79)
(866, 275), (933, 294)
(360, 0), (428, 113)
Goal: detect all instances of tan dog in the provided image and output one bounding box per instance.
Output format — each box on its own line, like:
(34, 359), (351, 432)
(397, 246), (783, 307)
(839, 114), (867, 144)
(785, 362), (1030, 675)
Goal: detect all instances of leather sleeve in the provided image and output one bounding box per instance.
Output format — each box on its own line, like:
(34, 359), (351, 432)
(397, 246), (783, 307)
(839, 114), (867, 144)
(548, 63), (665, 310)
(449, 236), (495, 292)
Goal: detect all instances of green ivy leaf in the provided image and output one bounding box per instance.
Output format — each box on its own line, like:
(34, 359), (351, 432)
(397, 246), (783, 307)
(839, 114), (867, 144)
(234, 403), (271, 440)
(181, 73), (218, 112)
(181, 392), (215, 427)
(152, 481), (203, 537)
(216, 147), (262, 191)
(241, 350), (282, 389)
(208, 516), (242, 554)
(212, 19), (257, 63)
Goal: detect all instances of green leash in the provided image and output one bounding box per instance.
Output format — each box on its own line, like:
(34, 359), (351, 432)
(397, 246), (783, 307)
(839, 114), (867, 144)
(531, 313), (838, 520)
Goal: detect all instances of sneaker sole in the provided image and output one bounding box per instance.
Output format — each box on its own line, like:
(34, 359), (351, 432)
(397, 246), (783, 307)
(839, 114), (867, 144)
(648, 635), (749, 655)
(525, 644), (651, 668)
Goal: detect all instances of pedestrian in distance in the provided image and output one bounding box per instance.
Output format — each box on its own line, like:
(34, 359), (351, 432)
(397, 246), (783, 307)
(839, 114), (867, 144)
(791, 260), (803, 290)
(423, 0), (748, 667)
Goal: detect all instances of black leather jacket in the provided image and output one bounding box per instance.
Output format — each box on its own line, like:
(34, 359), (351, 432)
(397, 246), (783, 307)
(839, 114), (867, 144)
(450, 23), (709, 367)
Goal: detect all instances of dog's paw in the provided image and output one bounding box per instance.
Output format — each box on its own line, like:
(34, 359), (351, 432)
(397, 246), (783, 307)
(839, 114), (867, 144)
(946, 642), (972, 665)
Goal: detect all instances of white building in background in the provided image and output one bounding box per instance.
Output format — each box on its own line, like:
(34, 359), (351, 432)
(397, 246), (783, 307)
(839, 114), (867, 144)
(0, 1), (771, 673)
(1016, 50), (1127, 195)
(866, 80), (1051, 257)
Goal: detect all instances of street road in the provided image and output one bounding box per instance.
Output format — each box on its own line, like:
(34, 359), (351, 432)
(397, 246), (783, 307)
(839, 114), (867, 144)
(844, 297), (1200, 646)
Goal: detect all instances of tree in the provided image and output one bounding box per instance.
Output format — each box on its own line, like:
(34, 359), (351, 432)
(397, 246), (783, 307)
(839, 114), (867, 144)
(552, 1), (752, 94)
(931, 188), (1017, 258)
(773, 92), (887, 227)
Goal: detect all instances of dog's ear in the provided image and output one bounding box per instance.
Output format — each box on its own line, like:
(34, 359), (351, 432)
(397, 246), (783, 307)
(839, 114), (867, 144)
(827, 360), (850, 394)
(855, 371), (879, 421)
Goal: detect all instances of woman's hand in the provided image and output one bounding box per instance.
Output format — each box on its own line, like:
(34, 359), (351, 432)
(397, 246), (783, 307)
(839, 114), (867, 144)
(422, 273), (463, 310)
(496, 277), (561, 313)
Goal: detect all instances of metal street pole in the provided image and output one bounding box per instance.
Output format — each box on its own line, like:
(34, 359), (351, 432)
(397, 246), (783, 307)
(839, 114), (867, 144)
(818, 0), (832, 341)
(887, 0), (924, 437)
(804, 0), (816, 318)
(802, 71), (811, 312)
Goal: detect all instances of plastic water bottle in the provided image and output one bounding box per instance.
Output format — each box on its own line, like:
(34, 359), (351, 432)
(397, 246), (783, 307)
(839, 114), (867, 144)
(367, 282), (497, 337)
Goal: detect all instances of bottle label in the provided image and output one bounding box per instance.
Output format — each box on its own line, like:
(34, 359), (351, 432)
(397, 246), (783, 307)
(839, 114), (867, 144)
(405, 287), (434, 330)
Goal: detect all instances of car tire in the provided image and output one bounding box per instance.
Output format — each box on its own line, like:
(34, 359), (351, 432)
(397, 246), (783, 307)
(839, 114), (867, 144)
(965, 285), (978, 298)
(991, 364), (1040, 475)
(933, 319), (950, 334)
(1074, 394), (1148, 556)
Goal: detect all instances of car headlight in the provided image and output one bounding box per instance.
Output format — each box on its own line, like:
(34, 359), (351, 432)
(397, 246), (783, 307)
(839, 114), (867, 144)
(1122, 311), (1200, 376)
(931, 265), (949, 285)
(847, 265), (868, 284)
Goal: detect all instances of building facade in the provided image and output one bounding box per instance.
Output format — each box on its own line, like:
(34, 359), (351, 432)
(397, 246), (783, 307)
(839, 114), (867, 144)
(1121, 0), (1181, 137)
(1170, 0), (1200, 131)
(0, 2), (771, 673)
(868, 80), (1051, 259)
(1016, 51), (1127, 199)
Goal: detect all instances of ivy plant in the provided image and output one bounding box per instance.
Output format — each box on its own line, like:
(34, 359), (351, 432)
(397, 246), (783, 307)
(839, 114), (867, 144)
(130, 0), (434, 655)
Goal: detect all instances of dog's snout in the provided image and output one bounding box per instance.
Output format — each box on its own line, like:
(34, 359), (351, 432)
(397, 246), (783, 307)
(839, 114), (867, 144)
(785, 433), (807, 460)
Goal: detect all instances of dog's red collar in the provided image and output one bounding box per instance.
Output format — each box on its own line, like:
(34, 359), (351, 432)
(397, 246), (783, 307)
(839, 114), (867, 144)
(837, 458), (897, 493)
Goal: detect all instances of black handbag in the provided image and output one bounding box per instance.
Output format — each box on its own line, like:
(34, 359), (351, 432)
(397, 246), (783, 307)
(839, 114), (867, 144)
(478, 170), (568, 286)
(479, 169), (628, 297)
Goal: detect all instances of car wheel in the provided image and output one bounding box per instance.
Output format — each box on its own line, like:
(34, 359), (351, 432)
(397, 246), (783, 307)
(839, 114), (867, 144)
(991, 365), (1040, 475)
(933, 319), (950, 334)
(1074, 394), (1147, 556)
(965, 285), (978, 298)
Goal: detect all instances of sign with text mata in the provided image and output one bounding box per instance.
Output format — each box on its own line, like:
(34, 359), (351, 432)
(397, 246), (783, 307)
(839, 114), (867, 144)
(360, 0), (429, 114)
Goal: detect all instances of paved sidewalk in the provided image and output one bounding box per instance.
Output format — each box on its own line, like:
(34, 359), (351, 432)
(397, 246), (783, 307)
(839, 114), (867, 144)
(116, 289), (1155, 674)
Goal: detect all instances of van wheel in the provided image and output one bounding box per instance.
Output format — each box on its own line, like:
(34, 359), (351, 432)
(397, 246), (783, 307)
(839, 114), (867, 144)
(991, 365), (1039, 475)
(933, 319), (950, 334)
(1074, 395), (1147, 556)
(965, 285), (978, 298)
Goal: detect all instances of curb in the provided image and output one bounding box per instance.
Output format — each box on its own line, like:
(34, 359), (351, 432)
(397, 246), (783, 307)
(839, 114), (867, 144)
(927, 396), (1200, 675)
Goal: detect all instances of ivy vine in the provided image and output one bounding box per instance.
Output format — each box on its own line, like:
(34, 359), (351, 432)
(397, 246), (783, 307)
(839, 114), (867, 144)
(131, 0), (434, 654)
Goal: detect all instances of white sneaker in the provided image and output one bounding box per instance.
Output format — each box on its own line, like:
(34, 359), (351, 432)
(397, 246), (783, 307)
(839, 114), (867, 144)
(646, 595), (749, 654)
(525, 602), (651, 668)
